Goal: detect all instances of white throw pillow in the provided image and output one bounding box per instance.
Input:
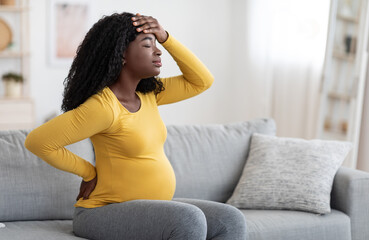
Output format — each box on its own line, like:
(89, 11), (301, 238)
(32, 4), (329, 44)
(226, 133), (353, 214)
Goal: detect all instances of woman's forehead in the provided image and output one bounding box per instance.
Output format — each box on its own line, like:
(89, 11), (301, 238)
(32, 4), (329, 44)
(135, 33), (156, 41)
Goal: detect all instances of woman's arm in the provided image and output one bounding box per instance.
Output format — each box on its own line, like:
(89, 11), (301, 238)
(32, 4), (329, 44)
(131, 14), (214, 105)
(156, 32), (214, 105)
(24, 96), (114, 182)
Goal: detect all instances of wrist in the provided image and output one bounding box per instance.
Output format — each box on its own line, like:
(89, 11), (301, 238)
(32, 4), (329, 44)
(158, 31), (169, 44)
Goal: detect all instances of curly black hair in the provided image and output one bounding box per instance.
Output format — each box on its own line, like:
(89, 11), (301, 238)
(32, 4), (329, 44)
(61, 12), (165, 112)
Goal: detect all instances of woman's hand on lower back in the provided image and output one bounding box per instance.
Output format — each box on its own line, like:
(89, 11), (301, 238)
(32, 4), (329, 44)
(76, 176), (97, 201)
(131, 13), (169, 43)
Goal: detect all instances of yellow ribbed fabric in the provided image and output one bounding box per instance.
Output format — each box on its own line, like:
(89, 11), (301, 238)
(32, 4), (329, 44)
(24, 33), (214, 208)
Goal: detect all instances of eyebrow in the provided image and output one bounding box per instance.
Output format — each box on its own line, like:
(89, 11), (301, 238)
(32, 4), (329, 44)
(141, 36), (155, 41)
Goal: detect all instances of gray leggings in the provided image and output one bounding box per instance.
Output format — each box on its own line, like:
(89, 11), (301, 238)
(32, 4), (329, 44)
(73, 198), (247, 240)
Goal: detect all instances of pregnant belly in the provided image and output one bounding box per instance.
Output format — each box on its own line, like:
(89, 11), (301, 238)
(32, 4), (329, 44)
(110, 155), (176, 201)
(74, 154), (176, 208)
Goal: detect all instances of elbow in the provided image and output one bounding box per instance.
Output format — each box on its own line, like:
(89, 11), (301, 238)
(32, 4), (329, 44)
(24, 130), (37, 154)
(203, 73), (214, 90)
(24, 129), (46, 157)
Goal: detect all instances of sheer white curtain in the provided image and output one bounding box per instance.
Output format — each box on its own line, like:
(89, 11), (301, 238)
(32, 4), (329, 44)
(232, 0), (330, 138)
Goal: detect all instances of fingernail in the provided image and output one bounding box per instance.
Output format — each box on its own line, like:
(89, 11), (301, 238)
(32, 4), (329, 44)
(137, 28), (141, 31)
(133, 22), (137, 25)
(132, 17), (136, 20)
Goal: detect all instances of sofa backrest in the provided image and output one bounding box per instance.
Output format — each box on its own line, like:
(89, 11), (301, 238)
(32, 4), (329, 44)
(0, 118), (275, 221)
(0, 130), (95, 221)
(166, 118), (276, 202)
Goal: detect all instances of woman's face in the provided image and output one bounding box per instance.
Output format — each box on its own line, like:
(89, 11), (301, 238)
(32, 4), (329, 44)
(123, 33), (162, 78)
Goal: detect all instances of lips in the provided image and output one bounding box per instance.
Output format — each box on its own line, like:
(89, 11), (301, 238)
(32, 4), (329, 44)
(153, 60), (162, 67)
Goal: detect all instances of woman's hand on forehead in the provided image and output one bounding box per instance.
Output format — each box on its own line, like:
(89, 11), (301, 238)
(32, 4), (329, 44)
(131, 13), (168, 43)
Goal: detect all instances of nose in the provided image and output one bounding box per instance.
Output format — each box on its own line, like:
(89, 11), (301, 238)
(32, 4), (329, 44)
(154, 46), (162, 56)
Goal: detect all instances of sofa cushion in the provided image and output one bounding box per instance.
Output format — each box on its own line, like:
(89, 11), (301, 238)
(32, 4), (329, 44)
(0, 220), (84, 240)
(0, 209), (350, 240)
(226, 133), (352, 214)
(0, 130), (95, 221)
(241, 209), (351, 240)
(165, 118), (276, 202)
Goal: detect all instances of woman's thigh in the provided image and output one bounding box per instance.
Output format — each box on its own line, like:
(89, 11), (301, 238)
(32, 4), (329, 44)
(73, 199), (207, 240)
(172, 198), (247, 240)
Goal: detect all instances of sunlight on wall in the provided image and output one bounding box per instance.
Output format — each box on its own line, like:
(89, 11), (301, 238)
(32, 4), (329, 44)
(243, 0), (330, 138)
(248, 0), (329, 66)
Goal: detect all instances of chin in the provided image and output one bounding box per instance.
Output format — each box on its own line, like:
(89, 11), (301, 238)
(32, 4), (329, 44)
(142, 73), (160, 79)
(142, 68), (161, 78)
(152, 69), (161, 76)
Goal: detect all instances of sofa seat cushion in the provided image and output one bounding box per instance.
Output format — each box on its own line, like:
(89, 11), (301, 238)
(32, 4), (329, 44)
(0, 220), (84, 240)
(0, 208), (351, 240)
(241, 209), (351, 240)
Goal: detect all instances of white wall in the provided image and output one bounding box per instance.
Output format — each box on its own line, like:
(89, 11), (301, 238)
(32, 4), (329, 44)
(29, 0), (234, 126)
(229, 0), (330, 138)
(229, 0), (274, 122)
(29, 0), (67, 123)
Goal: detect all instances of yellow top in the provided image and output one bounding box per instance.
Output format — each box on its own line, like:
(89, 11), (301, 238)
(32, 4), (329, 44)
(24, 33), (214, 208)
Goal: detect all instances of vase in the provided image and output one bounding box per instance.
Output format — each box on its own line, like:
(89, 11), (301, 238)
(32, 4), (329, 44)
(3, 80), (22, 98)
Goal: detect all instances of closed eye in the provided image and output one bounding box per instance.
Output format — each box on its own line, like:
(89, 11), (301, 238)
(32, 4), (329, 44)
(144, 45), (151, 48)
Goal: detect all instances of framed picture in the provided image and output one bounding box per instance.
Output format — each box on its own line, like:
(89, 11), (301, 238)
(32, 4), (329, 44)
(47, 0), (94, 67)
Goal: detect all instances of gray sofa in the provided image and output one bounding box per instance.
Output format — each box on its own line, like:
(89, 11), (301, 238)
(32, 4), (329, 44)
(0, 118), (368, 240)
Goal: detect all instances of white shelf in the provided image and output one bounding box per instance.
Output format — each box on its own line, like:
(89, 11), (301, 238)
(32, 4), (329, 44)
(0, 0), (33, 130)
(332, 50), (356, 62)
(0, 98), (34, 130)
(327, 91), (352, 101)
(0, 6), (29, 12)
(322, 129), (347, 141)
(0, 97), (32, 102)
(0, 51), (30, 58)
(317, 0), (369, 168)
(337, 14), (359, 24)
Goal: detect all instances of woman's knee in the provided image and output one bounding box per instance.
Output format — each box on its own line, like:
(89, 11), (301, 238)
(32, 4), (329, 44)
(167, 203), (207, 240)
(224, 204), (246, 223)
(217, 204), (247, 237)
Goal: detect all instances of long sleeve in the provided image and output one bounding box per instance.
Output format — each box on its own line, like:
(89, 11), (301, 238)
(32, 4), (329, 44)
(156, 33), (214, 105)
(24, 96), (114, 182)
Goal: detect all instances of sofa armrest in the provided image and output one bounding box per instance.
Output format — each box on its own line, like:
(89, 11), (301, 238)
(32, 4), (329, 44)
(331, 166), (369, 240)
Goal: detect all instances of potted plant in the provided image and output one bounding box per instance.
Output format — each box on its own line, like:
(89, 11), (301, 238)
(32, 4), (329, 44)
(2, 72), (23, 98)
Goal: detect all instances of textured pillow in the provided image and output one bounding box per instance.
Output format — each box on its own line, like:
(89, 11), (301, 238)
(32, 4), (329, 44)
(226, 133), (353, 214)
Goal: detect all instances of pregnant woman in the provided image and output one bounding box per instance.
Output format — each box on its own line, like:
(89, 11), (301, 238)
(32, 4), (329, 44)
(25, 12), (246, 240)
